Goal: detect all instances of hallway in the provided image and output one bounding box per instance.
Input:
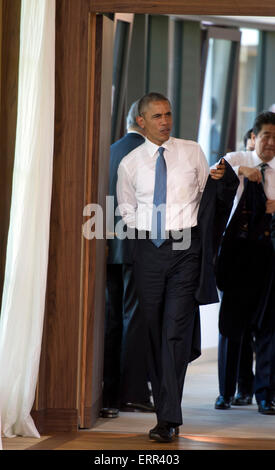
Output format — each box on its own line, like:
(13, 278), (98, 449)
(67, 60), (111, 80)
(2, 349), (275, 451)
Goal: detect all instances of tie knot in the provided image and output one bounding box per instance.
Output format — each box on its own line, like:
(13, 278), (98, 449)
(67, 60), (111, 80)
(158, 147), (165, 156)
(260, 162), (268, 171)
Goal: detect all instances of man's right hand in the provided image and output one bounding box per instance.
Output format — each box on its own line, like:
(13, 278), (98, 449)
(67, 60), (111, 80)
(238, 166), (262, 183)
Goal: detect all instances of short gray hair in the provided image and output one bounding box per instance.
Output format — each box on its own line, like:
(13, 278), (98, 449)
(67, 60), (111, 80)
(126, 100), (141, 130)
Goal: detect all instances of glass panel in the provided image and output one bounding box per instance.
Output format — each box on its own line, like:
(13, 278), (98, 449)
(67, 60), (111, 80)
(236, 28), (259, 150)
(198, 38), (232, 165)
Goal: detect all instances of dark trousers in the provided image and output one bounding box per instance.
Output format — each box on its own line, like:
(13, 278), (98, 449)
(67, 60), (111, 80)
(218, 328), (275, 403)
(237, 329), (255, 396)
(134, 231), (201, 426)
(103, 263), (150, 408)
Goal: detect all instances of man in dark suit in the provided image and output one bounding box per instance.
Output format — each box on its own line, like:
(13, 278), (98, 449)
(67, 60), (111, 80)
(101, 100), (153, 419)
(215, 111), (275, 414)
(117, 92), (239, 442)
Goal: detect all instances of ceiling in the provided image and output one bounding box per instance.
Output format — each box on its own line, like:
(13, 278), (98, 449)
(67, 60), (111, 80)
(175, 15), (275, 31)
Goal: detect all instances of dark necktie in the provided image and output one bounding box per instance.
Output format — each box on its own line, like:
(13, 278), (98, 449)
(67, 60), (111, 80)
(259, 162), (269, 185)
(151, 147), (167, 247)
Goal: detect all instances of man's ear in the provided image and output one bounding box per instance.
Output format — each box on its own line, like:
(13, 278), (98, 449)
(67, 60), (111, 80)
(136, 115), (145, 129)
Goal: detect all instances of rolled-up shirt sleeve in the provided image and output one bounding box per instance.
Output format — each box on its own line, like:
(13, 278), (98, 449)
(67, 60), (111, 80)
(117, 162), (137, 228)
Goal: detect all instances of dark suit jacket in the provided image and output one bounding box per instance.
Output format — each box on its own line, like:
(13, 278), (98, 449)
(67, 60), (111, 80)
(189, 160), (239, 361)
(216, 178), (275, 339)
(107, 132), (145, 265)
(196, 160), (240, 305)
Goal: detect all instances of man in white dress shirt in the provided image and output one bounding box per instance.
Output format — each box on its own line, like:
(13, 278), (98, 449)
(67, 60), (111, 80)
(215, 111), (275, 414)
(116, 92), (238, 442)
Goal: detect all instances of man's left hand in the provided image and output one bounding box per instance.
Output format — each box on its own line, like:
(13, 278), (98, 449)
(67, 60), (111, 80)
(266, 199), (275, 214)
(210, 158), (226, 180)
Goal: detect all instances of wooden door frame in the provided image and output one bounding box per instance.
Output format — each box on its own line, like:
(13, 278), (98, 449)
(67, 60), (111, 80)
(89, 0), (275, 15)
(78, 13), (114, 429)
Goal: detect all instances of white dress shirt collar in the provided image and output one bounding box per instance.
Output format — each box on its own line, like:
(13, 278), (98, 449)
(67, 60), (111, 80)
(253, 150), (275, 169)
(265, 156), (275, 169)
(252, 150), (263, 165)
(144, 137), (173, 158)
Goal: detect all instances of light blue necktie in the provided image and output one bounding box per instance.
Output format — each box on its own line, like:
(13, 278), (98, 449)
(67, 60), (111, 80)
(151, 147), (167, 247)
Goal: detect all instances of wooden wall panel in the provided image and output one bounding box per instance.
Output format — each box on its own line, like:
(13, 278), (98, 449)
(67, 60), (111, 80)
(0, 0), (21, 306)
(33, 0), (91, 432)
(89, 0), (275, 15)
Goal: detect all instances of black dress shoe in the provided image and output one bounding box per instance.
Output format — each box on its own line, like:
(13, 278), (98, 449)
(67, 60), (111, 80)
(258, 400), (275, 415)
(120, 402), (155, 413)
(215, 395), (233, 410)
(149, 424), (179, 440)
(100, 407), (119, 418)
(148, 422), (176, 443)
(232, 392), (253, 406)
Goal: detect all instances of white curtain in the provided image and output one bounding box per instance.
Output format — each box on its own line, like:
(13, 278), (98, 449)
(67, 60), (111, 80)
(0, 0), (55, 438)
